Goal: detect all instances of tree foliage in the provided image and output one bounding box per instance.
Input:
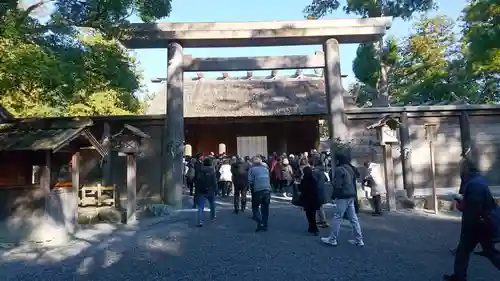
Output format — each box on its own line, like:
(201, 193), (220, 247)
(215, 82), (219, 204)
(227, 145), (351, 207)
(390, 15), (464, 104)
(304, 0), (435, 18)
(305, 0), (499, 106)
(463, 0), (500, 75)
(0, 0), (172, 118)
(304, 0), (436, 106)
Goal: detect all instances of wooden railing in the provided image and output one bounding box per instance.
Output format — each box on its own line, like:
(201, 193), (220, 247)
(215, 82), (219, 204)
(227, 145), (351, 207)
(79, 185), (116, 207)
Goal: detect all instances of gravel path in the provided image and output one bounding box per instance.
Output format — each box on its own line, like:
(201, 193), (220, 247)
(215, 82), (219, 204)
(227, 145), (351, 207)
(0, 196), (498, 281)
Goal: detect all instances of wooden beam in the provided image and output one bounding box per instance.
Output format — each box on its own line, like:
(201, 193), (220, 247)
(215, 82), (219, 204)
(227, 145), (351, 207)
(183, 53), (325, 72)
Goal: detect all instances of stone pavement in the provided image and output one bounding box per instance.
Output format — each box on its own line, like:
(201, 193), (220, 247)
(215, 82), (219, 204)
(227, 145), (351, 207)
(0, 196), (499, 281)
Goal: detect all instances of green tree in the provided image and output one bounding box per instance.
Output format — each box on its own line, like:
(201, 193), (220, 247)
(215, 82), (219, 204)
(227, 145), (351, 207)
(390, 15), (466, 104)
(50, 0), (172, 35)
(461, 0), (499, 103)
(304, 0), (436, 105)
(0, 0), (172, 117)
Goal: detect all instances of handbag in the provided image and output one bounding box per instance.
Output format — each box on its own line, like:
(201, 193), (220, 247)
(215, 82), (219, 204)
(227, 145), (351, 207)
(486, 206), (500, 243)
(291, 192), (304, 207)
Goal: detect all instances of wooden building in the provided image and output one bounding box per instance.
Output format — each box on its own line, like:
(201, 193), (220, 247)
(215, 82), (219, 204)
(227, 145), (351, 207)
(147, 73), (354, 156)
(0, 117), (105, 241)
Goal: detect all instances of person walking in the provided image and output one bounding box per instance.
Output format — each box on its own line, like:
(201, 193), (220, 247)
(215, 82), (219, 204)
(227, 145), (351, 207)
(313, 160), (329, 228)
(277, 158), (294, 197)
(299, 165), (326, 236)
(443, 157), (500, 281)
(231, 157), (250, 213)
(186, 157), (196, 196)
(321, 153), (364, 247)
(194, 157), (217, 227)
(218, 159), (232, 197)
(248, 156), (272, 232)
(363, 160), (385, 216)
(192, 153), (204, 208)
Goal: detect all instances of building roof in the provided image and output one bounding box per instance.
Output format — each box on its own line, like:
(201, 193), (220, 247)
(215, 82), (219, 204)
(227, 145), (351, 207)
(0, 118), (106, 156)
(147, 77), (355, 118)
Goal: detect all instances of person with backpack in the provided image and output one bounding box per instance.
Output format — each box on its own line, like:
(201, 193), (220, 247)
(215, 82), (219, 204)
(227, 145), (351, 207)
(186, 157), (196, 196)
(194, 157), (218, 227)
(321, 153), (364, 247)
(192, 153), (204, 208)
(231, 157), (250, 214)
(443, 157), (500, 281)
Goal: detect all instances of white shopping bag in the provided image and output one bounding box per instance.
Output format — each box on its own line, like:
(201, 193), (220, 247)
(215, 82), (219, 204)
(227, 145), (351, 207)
(362, 187), (372, 199)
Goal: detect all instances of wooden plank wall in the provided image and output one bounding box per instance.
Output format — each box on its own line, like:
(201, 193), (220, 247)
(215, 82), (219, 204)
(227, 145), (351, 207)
(470, 115), (500, 186)
(347, 109), (500, 197)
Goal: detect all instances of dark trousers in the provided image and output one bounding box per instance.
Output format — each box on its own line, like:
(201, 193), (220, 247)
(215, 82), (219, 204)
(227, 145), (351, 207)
(187, 179), (194, 196)
(252, 190), (271, 227)
(454, 225), (500, 279)
(305, 209), (319, 233)
(223, 181), (232, 196)
(234, 182), (248, 211)
(278, 180), (291, 194)
(373, 194), (382, 214)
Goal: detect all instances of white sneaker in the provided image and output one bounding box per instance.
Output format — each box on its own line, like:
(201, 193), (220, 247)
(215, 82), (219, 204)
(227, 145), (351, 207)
(320, 237), (338, 246)
(348, 239), (364, 247)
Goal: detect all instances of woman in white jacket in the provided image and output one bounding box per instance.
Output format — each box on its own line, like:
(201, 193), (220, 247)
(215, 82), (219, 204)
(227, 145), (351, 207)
(363, 160), (386, 216)
(219, 159), (233, 197)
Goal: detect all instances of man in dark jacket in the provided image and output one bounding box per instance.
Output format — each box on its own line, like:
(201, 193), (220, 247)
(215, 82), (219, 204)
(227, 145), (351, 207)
(321, 153), (364, 247)
(443, 157), (500, 281)
(194, 157), (217, 227)
(231, 157), (250, 213)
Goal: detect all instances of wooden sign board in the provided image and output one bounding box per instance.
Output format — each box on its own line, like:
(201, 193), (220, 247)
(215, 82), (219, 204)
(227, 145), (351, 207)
(379, 125), (398, 144)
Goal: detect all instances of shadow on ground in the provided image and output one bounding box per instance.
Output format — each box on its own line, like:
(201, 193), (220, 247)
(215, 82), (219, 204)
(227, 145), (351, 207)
(0, 193), (498, 281)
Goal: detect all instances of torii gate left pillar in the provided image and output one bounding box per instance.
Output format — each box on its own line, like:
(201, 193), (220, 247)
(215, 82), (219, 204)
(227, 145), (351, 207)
(163, 41), (184, 208)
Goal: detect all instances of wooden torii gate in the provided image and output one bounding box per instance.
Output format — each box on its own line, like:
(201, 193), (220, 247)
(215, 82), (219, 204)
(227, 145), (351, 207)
(120, 17), (393, 207)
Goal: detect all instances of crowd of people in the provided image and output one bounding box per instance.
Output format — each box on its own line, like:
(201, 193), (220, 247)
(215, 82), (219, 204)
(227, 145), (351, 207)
(183, 150), (386, 243)
(184, 150), (500, 280)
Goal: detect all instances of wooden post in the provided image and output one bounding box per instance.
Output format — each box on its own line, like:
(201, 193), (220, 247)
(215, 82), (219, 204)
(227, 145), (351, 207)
(399, 111), (414, 198)
(164, 41), (184, 208)
(429, 138), (438, 214)
(383, 144), (397, 211)
(102, 122), (113, 186)
(41, 151), (52, 193)
(459, 111), (472, 157)
(71, 151), (80, 230)
(323, 38), (347, 165)
(126, 154), (137, 223)
(425, 124), (438, 214)
(71, 152), (80, 196)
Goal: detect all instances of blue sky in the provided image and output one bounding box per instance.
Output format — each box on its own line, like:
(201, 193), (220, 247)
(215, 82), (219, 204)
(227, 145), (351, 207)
(130, 0), (469, 97)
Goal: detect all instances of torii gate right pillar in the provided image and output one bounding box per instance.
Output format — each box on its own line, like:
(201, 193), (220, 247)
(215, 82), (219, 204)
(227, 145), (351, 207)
(323, 38), (348, 163)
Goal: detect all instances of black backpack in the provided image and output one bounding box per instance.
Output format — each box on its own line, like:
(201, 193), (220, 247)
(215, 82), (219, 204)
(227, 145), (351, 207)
(196, 169), (213, 194)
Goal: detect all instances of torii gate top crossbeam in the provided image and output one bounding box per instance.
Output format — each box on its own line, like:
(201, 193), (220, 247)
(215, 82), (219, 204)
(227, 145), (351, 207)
(120, 17), (392, 49)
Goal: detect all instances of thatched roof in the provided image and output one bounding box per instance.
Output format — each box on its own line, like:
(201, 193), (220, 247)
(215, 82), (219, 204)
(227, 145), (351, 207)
(147, 77), (355, 118)
(0, 118), (106, 156)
